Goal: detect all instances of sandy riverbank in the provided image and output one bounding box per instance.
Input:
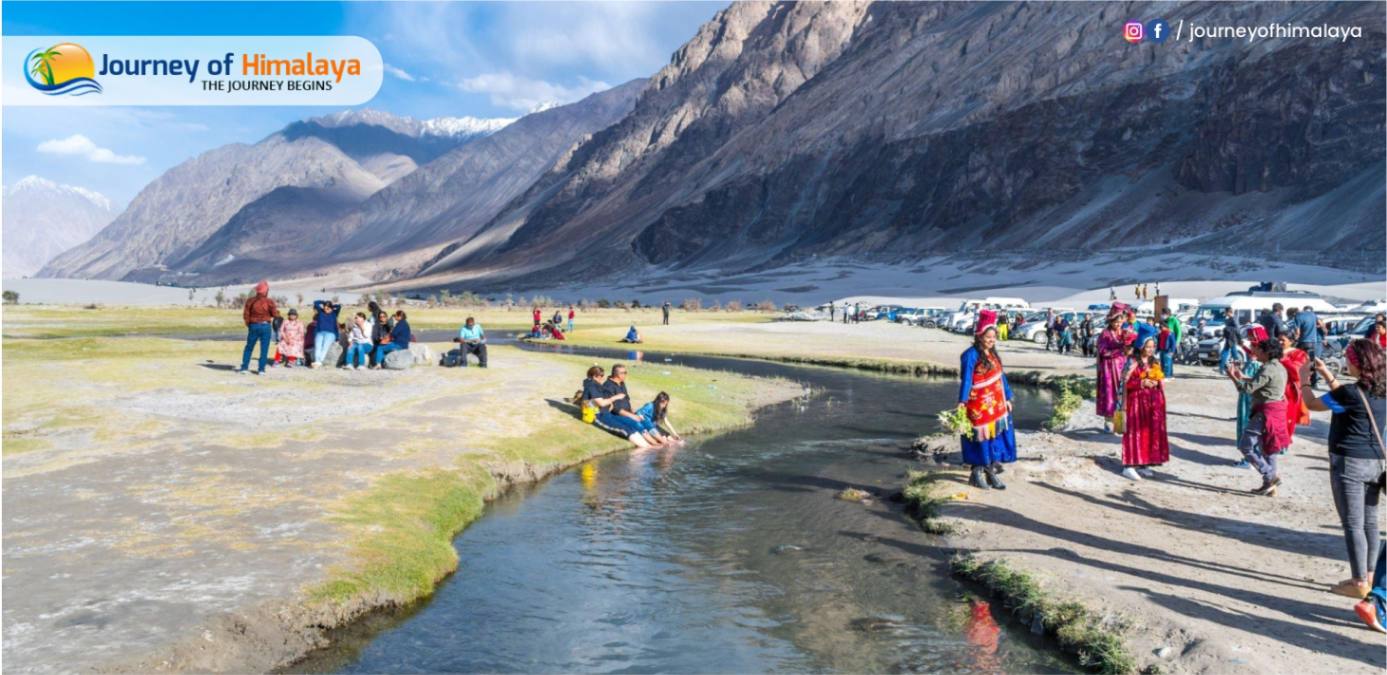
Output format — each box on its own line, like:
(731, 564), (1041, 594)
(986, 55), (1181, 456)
(526, 318), (1385, 674)
(1, 338), (803, 672)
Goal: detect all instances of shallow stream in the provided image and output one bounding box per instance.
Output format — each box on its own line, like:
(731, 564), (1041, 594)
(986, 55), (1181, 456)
(296, 347), (1071, 673)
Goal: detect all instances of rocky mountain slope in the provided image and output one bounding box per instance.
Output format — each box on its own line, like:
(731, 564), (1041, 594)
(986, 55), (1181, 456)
(412, 0), (1385, 292)
(37, 111), (509, 281)
(2, 177), (117, 278)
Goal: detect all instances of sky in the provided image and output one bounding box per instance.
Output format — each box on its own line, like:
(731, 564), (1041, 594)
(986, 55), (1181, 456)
(1, 0), (723, 207)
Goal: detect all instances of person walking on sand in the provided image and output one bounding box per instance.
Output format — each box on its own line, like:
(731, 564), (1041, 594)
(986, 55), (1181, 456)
(1233, 328), (1265, 467)
(662, 301), (672, 325)
(238, 280), (280, 375)
(1219, 308), (1242, 374)
(1160, 307), (1181, 377)
(1096, 303), (1135, 433)
(1303, 339), (1386, 601)
(829, 301), (836, 322)
(957, 310), (1016, 490)
(1228, 335), (1291, 495)
(567, 305), (576, 333)
(1120, 324), (1169, 481)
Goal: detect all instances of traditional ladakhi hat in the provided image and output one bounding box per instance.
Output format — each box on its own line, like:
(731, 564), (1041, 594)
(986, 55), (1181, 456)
(1106, 302), (1130, 321)
(1246, 324), (1269, 344)
(975, 309), (999, 335)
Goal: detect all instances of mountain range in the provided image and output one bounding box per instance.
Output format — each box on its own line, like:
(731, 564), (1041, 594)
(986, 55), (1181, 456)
(3, 176), (117, 278)
(35, 0), (1387, 291)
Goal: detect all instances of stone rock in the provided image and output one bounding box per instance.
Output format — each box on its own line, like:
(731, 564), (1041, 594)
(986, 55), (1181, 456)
(322, 342), (343, 368)
(1155, 646), (1174, 659)
(383, 350), (414, 370)
(408, 343), (433, 365)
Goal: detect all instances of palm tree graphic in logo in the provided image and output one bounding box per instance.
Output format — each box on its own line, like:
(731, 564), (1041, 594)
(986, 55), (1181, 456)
(24, 43), (102, 96)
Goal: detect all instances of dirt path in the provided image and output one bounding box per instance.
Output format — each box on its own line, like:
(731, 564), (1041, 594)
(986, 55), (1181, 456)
(562, 319), (1384, 672)
(2, 339), (801, 673)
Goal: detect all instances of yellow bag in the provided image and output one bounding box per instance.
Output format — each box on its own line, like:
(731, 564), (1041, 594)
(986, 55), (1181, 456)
(582, 405), (596, 424)
(1112, 409), (1126, 434)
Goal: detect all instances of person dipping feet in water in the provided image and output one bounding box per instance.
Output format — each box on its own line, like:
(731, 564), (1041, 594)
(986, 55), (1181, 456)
(958, 309), (1016, 490)
(583, 366), (658, 448)
(637, 391), (682, 444)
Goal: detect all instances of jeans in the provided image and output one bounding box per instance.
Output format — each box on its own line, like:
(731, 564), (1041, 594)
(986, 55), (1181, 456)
(568, 320), (574, 333)
(345, 343), (370, 367)
(1219, 343), (1243, 373)
(1330, 454), (1383, 580)
(1237, 411), (1279, 482)
(373, 342), (406, 364)
(595, 410), (645, 437)
(240, 322), (272, 372)
(1159, 350), (1174, 377)
(1298, 342), (1320, 386)
(314, 331), (337, 366)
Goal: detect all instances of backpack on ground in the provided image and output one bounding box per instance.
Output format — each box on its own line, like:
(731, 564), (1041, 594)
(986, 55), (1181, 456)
(440, 349), (465, 368)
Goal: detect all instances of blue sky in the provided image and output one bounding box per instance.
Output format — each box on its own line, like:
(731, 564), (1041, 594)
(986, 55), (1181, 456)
(2, 1), (722, 206)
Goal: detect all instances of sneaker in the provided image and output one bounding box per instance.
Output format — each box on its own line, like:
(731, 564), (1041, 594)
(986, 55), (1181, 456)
(237, 368), (249, 375)
(1354, 599), (1386, 633)
(1138, 467), (1156, 478)
(1332, 579), (1371, 599)
(1121, 467), (1142, 481)
(1103, 421), (1112, 433)
(1235, 459), (1249, 469)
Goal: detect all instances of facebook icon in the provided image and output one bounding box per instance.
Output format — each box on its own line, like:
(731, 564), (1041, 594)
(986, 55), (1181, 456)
(1146, 18), (1169, 43)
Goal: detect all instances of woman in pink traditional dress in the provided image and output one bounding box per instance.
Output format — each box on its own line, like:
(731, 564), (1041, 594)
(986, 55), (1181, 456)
(1120, 323), (1169, 481)
(277, 309), (306, 368)
(1096, 303), (1135, 432)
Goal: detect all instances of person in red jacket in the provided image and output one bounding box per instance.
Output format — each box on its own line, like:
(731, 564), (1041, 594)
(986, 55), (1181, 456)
(239, 280), (280, 374)
(567, 305), (576, 333)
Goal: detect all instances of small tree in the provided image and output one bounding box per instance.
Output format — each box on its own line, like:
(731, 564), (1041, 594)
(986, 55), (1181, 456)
(596, 298), (611, 309)
(724, 299), (742, 312)
(681, 297), (702, 311)
(215, 287), (227, 308)
(756, 299), (777, 312)
(2, 290), (18, 305)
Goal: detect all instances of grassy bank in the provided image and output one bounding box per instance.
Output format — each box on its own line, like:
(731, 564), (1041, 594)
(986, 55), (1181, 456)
(951, 555), (1136, 674)
(293, 351), (802, 611)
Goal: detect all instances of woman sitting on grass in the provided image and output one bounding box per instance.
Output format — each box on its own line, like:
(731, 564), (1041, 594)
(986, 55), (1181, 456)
(637, 391), (682, 443)
(580, 366), (653, 448)
(277, 309), (305, 368)
(621, 325), (643, 343)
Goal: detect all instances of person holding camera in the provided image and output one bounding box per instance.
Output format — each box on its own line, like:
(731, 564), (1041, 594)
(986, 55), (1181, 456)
(454, 316), (488, 368)
(1303, 339), (1386, 603)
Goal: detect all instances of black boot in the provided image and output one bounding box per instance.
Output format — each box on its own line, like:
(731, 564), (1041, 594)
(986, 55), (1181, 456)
(990, 461), (1005, 475)
(969, 466), (990, 489)
(984, 466), (1007, 490)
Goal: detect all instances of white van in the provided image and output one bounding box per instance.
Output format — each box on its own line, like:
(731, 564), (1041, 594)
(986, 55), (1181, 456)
(1190, 293), (1338, 340)
(945, 297), (1032, 333)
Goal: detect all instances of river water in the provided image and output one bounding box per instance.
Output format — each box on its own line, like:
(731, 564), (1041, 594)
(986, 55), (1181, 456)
(295, 348), (1072, 673)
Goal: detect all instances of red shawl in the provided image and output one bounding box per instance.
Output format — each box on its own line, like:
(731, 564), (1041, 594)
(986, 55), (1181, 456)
(1281, 349), (1311, 438)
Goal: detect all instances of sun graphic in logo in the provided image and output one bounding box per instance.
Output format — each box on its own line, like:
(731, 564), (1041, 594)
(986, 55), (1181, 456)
(25, 43), (102, 96)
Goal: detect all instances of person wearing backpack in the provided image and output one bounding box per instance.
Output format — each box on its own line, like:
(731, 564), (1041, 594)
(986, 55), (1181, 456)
(1304, 339), (1386, 603)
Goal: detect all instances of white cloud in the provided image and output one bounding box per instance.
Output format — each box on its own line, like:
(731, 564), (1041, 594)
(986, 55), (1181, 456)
(36, 134), (145, 165)
(384, 64), (419, 82)
(457, 72), (610, 112)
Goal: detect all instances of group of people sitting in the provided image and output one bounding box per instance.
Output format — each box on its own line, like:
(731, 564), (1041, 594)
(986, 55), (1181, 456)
(238, 281), (414, 373)
(577, 363), (680, 448)
(526, 306), (573, 341)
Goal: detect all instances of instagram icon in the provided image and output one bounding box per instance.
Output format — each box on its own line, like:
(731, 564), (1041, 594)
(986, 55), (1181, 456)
(1123, 21), (1144, 43)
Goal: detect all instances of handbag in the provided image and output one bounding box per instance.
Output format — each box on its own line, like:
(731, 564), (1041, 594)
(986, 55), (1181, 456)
(1353, 385), (1387, 493)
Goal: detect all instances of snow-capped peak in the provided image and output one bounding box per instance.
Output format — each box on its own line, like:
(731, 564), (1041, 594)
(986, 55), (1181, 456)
(6, 175), (113, 211)
(421, 116), (516, 137)
(310, 109), (514, 139)
(529, 101), (561, 114)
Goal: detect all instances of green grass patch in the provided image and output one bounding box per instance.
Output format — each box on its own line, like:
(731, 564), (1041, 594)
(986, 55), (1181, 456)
(1040, 374), (1097, 431)
(952, 554), (1136, 674)
(309, 468), (491, 605)
(901, 469), (956, 535)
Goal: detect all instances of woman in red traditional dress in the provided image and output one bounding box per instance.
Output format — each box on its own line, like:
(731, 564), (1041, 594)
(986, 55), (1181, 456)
(1120, 323), (1169, 480)
(1279, 333), (1311, 443)
(957, 309), (1016, 489)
